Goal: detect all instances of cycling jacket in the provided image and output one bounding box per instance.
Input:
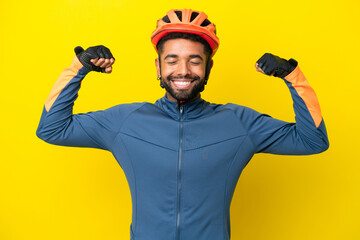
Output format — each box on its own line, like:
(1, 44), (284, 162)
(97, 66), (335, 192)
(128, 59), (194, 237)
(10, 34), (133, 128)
(36, 56), (329, 240)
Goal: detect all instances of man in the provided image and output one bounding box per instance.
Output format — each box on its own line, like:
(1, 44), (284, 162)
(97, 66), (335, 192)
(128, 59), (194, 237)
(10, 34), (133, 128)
(36, 9), (329, 240)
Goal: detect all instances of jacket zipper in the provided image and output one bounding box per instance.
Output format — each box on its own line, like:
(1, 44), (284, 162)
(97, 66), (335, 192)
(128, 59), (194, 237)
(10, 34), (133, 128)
(176, 105), (184, 240)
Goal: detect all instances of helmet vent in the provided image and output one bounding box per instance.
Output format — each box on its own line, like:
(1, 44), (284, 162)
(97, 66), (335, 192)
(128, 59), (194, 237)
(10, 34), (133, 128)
(201, 19), (211, 27)
(162, 15), (170, 23)
(175, 11), (182, 21)
(190, 12), (199, 22)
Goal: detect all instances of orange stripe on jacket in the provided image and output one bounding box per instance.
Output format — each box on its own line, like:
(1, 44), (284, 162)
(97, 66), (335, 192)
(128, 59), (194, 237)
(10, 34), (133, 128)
(285, 66), (322, 128)
(44, 56), (84, 112)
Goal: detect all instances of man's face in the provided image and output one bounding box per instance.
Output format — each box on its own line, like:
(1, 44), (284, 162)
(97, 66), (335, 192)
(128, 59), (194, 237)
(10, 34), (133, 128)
(155, 38), (212, 102)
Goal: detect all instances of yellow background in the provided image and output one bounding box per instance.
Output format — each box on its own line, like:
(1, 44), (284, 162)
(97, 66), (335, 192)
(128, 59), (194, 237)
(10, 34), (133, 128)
(1, 0), (359, 239)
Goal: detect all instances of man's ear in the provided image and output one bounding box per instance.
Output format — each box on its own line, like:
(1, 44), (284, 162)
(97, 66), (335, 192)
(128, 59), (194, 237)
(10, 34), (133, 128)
(155, 58), (161, 78)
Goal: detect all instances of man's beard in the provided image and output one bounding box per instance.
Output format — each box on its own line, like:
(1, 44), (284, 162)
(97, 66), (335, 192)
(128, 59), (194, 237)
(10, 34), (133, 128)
(161, 74), (205, 102)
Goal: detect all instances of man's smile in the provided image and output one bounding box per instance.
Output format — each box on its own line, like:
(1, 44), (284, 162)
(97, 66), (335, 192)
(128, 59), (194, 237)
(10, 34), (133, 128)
(171, 79), (194, 89)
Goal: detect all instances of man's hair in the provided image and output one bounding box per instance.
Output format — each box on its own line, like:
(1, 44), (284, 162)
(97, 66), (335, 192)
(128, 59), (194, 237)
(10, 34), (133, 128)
(156, 32), (212, 58)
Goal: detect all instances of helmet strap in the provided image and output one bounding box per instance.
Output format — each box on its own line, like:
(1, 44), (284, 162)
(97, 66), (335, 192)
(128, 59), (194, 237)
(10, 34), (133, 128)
(200, 56), (211, 92)
(157, 54), (165, 88)
(204, 56), (211, 83)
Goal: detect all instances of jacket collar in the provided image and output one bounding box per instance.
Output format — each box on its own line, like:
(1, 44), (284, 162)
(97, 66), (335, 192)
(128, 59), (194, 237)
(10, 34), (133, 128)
(155, 94), (209, 120)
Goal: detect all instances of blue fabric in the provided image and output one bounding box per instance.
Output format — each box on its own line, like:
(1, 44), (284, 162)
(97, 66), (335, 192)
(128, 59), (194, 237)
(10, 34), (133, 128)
(37, 66), (329, 240)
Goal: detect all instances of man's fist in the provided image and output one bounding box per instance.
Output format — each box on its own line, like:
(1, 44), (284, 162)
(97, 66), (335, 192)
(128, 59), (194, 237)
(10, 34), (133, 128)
(75, 45), (115, 73)
(255, 53), (297, 78)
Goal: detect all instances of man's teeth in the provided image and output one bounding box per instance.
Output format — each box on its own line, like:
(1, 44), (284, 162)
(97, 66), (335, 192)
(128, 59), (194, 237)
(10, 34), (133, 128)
(173, 81), (191, 85)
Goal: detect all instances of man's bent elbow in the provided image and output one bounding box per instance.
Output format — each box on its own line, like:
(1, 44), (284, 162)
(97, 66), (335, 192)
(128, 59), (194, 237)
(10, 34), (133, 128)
(312, 136), (330, 154)
(320, 137), (330, 153)
(36, 126), (49, 143)
(36, 125), (58, 144)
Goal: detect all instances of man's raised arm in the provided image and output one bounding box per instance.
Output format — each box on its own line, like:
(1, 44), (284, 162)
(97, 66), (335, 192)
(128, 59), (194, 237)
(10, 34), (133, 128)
(36, 45), (119, 150)
(234, 53), (329, 155)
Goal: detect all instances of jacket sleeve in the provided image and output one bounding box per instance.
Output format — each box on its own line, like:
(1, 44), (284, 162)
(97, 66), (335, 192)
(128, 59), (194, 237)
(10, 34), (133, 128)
(36, 56), (125, 151)
(237, 65), (329, 155)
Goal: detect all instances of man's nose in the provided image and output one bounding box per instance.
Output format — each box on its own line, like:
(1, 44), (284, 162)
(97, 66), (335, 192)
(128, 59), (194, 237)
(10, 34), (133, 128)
(176, 61), (191, 76)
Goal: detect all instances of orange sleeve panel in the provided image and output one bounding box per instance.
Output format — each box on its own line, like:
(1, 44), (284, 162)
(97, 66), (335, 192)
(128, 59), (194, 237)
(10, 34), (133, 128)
(44, 56), (84, 112)
(284, 66), (323, 128)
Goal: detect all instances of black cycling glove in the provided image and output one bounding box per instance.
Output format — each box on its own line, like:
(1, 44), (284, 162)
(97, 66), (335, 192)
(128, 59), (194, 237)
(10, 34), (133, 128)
(256, 53), (298, 78)
(74, 45), (114, 73)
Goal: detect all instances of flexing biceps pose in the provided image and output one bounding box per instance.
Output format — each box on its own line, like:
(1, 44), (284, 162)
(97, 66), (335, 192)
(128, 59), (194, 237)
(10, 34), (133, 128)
(37, 9), (329, 240)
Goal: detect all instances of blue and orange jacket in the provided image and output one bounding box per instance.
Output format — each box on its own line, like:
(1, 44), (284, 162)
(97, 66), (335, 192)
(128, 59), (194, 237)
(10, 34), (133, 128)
(36, 56), (329, 240)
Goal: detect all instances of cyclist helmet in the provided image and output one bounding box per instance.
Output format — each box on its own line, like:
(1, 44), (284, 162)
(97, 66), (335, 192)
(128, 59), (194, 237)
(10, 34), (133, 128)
(151, 9), (219, 57)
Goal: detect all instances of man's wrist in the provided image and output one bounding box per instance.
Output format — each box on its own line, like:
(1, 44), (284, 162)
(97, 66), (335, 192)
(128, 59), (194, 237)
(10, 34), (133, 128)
(288, 58), (298, 72)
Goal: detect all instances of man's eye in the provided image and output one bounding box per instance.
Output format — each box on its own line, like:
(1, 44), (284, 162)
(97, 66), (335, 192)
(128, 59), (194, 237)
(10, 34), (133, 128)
(167, 61), (176, 65)
(191, 62), (201, 65)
